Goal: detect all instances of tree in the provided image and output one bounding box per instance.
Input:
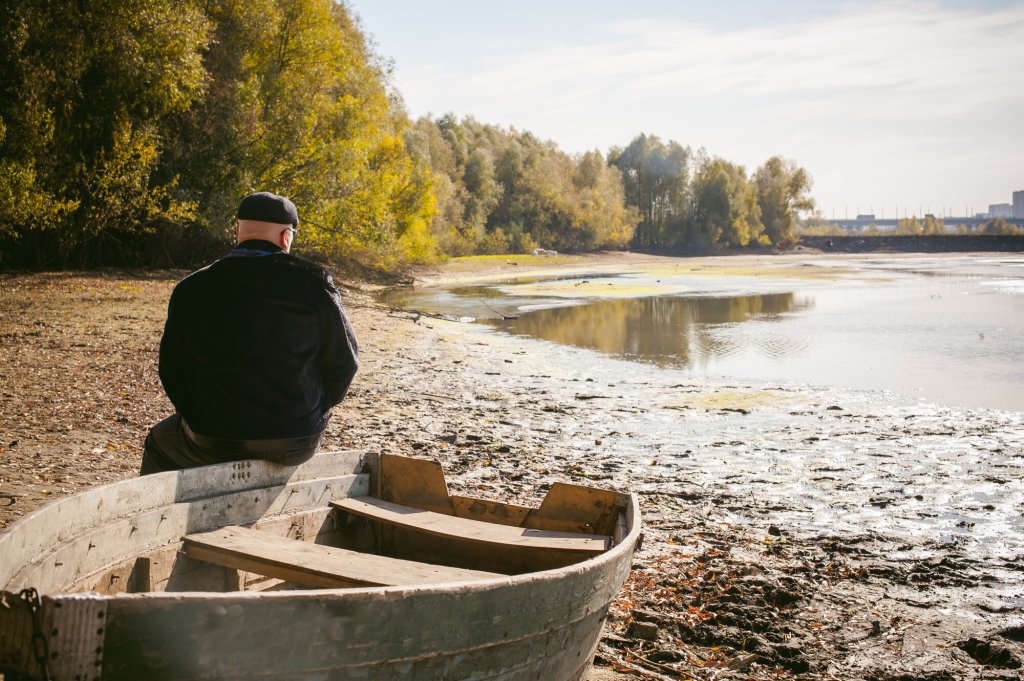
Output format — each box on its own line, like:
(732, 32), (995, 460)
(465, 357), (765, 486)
(1, 0), (439, 272)
(922, 215), (946, 235)
(753, 156), (814, 247)
(407, 115), (637, 255)
(159, 0), (438, 271)
(981, 218), (1024, 236)
(690, 158), (763, 248)
(0, 0), (211, 265)
(896, 217), (922, 235)
(608, 134), (690, 249)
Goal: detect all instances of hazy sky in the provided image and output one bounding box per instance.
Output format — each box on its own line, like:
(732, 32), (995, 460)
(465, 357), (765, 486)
(349, 1), (1024, 219)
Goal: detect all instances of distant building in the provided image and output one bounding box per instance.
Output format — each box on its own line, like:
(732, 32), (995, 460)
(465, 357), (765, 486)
(989, 203), (1012, 218)
(1014, 191), (1024, 218)
(855, 214), (875, 221)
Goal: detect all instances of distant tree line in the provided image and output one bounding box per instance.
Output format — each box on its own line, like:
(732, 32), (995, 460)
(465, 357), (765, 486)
(608, 135), (815, 250)
(403, 116), (638, 255)
(0, 0), (817, 272)
(800, 216), (1024, 238)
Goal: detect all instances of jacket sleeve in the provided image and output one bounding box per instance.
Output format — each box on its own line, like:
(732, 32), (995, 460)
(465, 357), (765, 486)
(319, 278), (359, 407)
(158, 287), (189, 413)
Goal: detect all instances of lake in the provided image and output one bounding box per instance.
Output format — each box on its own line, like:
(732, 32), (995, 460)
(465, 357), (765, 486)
(380, 255), (1024, 412)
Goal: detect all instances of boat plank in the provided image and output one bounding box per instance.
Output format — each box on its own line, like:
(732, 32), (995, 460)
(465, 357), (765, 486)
(451, 495), (532, 527)
(524, 482), (628, 536)
(332, 497), (611, 553)
(378, 453), (454, 514)
(183, 526), (500, 588)
(8, 473), (366, 593)
(0, 450), (365, 587)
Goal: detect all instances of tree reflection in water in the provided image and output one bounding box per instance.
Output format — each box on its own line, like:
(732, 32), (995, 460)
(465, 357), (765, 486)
(488, 293), (814, 369)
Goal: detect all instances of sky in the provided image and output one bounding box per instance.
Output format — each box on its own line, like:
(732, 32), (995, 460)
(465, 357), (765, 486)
(348, 1), (1024, 219)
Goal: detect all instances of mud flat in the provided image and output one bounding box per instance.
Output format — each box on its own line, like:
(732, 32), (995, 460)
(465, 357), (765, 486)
(1, 256), (1022, 680)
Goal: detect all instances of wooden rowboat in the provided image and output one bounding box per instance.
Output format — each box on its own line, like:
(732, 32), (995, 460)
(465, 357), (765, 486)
(0, 451), (641, 680)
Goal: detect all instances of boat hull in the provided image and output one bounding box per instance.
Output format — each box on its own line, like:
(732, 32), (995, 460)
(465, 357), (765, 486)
(0, 451), (640, 680)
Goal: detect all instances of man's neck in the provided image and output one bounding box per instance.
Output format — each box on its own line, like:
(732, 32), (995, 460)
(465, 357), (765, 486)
(235, 239), (283, 253)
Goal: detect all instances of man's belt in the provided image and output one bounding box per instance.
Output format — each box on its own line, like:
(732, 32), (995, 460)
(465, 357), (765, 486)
(180, 418), (323, 466)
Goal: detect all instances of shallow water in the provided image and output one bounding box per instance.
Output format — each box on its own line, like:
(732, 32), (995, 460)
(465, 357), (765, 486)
(382, 255), (1024, 411)
(380, 254), (1024, 610)
(430, 321), (1024, 611)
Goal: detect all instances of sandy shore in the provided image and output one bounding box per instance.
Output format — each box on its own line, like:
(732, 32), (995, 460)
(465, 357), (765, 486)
(1, 253), (1022, 680)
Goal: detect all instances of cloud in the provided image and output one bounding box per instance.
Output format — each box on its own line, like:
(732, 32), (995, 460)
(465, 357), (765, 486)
(393, 1), (1024, 210)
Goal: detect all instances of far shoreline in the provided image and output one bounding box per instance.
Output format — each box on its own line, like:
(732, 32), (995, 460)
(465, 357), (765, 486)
(403, 246), (1022, 289)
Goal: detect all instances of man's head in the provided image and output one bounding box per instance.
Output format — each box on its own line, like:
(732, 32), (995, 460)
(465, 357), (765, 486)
(236, 192), (299, 252)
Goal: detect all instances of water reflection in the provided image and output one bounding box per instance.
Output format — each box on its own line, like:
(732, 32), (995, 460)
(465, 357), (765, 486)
(489, 293), (813, 369)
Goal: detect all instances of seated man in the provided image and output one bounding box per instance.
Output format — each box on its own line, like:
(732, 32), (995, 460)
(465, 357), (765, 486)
(141, 192), (359, 474)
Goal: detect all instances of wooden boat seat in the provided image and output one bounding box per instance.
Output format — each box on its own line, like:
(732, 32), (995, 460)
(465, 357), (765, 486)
(182, 526), (501, 589)
(331, 497), (612, 555)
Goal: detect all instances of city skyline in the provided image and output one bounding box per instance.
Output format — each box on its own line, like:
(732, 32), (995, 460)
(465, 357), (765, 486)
(351, 0), (1024, 219)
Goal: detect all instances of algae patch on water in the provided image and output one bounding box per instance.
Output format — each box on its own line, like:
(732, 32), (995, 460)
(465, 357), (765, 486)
(506, 279), (672, 298)
(655, 263), (855, 281)
(673, 389), (797, 412)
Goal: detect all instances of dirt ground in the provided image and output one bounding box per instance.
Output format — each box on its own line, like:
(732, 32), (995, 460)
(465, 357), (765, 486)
(1, 253), (1022, 680)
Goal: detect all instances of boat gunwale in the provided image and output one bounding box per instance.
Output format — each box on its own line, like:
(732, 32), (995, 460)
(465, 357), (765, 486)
(0, 451), (641, 601)
(0, 450), (368, 585)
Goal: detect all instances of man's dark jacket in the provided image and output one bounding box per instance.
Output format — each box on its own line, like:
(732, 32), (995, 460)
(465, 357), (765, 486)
(159, 240), (358, 440)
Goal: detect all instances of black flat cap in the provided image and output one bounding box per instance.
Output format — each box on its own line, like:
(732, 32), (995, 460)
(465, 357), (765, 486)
(237, 191), (299, 226)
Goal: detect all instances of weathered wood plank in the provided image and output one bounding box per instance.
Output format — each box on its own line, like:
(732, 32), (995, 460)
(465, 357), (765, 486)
(451, 495), (532, 527)
(0, 450), (365, 587)
(7, 473), (367, 593)
(525, 482), (628, 536)
(333, 497), (611, 553)
(183, 526), (500, 588)
(378, 453), (454, 514)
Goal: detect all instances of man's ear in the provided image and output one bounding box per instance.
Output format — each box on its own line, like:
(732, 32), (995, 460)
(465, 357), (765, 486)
(279, 229), (290, 252)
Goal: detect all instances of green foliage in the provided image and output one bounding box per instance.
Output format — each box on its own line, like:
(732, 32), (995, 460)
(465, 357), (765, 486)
(0, 0), (211, 265)
(607, 136), (812, 251)
(0, 0), (437, 271)
(798, 217), (847, 237)
(158, 0), (439, 271)
(690, 157), (763, 248)
(753, 156), (815, 247)
(406, 116), (637, 255)
(608, 134), (690, 248)
(0, 1), (818, 270)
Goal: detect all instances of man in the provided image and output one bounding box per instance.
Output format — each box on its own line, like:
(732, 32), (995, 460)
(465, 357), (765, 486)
(140, 191), (359, 474)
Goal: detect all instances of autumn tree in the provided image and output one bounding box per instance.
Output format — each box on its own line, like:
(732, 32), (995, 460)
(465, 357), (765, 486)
(753, 156), (814, 247)
(896, 217), (922, 235)
(159, 0), (437, 271)
(1, 0), (437, 271)
(922, 215), (946, 235)
(981, 218), (1024, 236)
(406, 116), (636, 254)
(608, 134), (690, 248)
(0, 0), (211, 266)
(690, 158), (764, 248)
